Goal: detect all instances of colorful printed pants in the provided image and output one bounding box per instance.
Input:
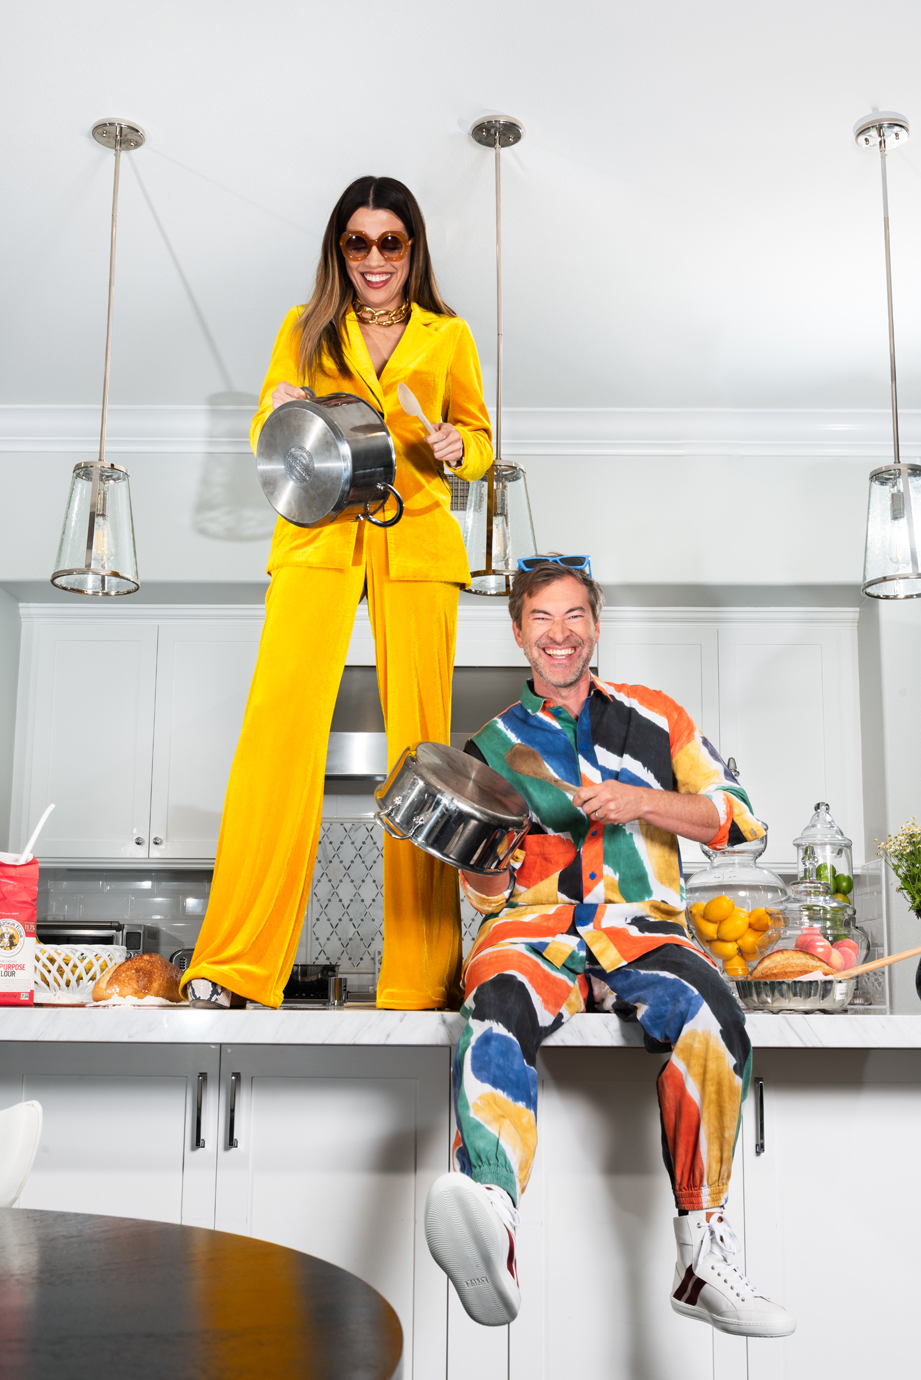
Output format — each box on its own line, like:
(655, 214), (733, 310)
(452, 930), (752, 1211)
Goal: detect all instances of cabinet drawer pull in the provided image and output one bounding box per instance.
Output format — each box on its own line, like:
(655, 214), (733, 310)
(134, 837), (145, 846)
(195, 1072), (206, 1149)
(754, 1079), (765, 1156)
(228, 1071), (241, 1149)
(152, 836), (163, 846)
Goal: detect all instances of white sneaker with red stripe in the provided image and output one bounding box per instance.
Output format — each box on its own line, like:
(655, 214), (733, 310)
(671, 1211), (796, 1338)
(424, 1173), (521, 1326)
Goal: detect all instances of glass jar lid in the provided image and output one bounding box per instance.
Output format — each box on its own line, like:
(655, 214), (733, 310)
(793, 802), (852, 851)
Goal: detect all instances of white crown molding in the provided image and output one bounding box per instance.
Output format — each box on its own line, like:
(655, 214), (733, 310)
(18, 601), (859, 625)
(1, 403), (919, 458)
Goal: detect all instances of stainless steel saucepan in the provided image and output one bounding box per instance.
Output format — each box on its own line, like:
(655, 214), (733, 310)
(375, 742), (530, 875)
(256, 392), (403, 528)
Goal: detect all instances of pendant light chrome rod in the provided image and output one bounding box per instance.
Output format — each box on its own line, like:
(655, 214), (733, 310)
(98, 125), (123, 465)
(876, 126), (919, 575)
(494, 131), (504, 469)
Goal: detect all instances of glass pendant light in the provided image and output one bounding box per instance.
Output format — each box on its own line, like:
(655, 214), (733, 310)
(854, 113), (921, 599)
(465, 117), (537, 596)
(51, 119), (144, 596)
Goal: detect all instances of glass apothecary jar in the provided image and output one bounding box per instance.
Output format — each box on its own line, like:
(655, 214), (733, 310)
(686, 836), (789, 979)
(793, 803), (854, 902)
(768, 873), (869, 973)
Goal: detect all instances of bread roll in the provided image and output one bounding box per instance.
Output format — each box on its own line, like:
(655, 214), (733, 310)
(747, 948), (838, 981)
(92, 953), (185, 1003)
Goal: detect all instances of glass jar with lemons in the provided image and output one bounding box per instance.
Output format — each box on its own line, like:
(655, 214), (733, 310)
(685, 836), (789, 979)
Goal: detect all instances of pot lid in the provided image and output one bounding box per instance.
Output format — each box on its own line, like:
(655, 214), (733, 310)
(792, 802), (852, 850)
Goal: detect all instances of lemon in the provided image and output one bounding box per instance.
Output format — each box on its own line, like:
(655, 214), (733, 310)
(694, 916), (720, 942)
(717, 913), (750, 942)
(737, 928), (762, 956)
(722, 956), (749, 978)
(710, 939), (741, 960)
(748, 907), (773, 931)
(703, 895), (735, 923)
(690, 901), (706, 916)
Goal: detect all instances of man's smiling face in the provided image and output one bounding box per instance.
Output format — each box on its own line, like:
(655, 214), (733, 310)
(513, 574), (599, 693)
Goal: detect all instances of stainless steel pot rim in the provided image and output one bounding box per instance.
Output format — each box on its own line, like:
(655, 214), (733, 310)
(407, 742), (529, 823)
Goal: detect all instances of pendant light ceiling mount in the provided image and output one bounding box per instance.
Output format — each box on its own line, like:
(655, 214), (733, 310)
(51, 119), (144, 597)
(853, 113), (909, 149)
(91, 119), (145, 152)
(854, 109), (921, 599)
(470, 117), (524, 150)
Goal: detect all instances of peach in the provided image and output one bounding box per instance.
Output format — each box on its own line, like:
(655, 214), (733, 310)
(800, 935), (833, 962)
(832, 941), (857, 970)
(794, 927), (822, 951)
(825, 947), (846, 971)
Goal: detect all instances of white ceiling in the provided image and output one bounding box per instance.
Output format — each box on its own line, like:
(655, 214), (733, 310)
(5, 0), (921, 410)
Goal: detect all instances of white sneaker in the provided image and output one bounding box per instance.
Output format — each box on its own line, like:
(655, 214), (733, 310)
(671, 1211), (796, 1338)
(424, 1173), (521, 1326)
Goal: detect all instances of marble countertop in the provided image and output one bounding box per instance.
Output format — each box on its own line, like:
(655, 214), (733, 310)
(1, 1006), (920, 1048)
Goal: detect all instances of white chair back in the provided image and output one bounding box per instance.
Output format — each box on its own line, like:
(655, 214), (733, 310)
(0, 1100), (43, 1207)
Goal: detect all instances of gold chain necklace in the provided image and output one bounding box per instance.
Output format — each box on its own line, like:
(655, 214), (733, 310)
(353, 299), (410, 327)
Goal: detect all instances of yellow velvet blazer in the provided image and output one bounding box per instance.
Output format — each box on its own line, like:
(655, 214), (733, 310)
(251, 303), (494, 583)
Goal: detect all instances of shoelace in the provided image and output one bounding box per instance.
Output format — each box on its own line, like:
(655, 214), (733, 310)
(693, 1214), (761, 1300)
(483, 1184), (521, 1238)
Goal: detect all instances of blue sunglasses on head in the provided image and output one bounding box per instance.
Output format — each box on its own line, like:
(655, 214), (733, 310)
(516, 555), (592, 576)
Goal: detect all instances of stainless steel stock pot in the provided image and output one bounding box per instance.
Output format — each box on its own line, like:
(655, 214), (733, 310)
(256, 392), (403, 528)
(374, 742), (531, 875)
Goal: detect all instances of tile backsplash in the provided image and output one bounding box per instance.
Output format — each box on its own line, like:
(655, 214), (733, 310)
(38, 846), (888, 1010)
(37, 818), (482, 992)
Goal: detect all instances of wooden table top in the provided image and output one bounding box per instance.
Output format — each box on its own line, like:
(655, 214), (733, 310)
(0, 1207), (403, 1379)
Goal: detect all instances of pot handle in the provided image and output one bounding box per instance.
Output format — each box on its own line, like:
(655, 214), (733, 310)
(365, 484), (404, 529)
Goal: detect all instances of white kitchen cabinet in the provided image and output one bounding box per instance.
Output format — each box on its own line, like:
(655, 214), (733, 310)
(508, 1047), (722, 1380)
(13, 619), (159, 858)
(149, 621), (262, 858)
(597, 612), (863, 868)
(213, 1044), (452, 1380)
(741, 1048), (921, 1379)
(717, 620), (863, 865)
(0, 1041), (220, 1226)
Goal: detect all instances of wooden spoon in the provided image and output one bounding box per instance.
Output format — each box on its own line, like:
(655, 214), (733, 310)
(505, 744), (578, 797)
(397, 382), (436, 436)
(832, 943), (921, 981)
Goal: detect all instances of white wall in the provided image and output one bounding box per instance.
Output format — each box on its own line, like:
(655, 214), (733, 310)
(0, 589), (22, 849)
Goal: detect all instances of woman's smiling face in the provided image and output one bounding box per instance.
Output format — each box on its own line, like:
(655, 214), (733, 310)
(343, 206), (412, 313)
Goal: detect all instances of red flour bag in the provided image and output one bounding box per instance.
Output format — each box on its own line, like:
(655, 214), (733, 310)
(0, 852), (39, 1006)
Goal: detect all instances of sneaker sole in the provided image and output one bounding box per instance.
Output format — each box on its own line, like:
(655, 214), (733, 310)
(671, 1297), (796, 1338)
(425, 1178), (520, 1327)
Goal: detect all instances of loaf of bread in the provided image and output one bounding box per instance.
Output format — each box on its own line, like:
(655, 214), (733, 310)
(747, 948), (838, 981)
(92, 953), (185, 1003)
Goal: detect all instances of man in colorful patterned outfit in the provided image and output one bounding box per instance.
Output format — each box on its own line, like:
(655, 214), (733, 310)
(424, 559), (795, 1338)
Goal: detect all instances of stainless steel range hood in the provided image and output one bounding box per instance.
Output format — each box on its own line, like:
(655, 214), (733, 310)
(325, 666), (529, 782)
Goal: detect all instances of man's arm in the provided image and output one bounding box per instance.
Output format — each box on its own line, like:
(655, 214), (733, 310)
(571, 780), (720, 843)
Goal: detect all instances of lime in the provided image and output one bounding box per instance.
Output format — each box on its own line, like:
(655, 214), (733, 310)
(815, 863), (836, 883)
(833, 873), (853, 895)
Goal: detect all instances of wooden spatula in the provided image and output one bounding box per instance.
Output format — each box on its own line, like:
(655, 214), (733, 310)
(505, 744), (578, 797)
(397, 382), (436, 436)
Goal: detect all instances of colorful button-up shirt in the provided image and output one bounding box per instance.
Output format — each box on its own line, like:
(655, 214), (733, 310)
(461, 676), (765, 976)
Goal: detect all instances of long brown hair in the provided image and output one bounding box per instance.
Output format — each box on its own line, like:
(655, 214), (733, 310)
(296, 176), (455, 380)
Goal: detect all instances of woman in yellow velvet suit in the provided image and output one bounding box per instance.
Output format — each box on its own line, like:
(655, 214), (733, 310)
(182, 176), (493, 1011)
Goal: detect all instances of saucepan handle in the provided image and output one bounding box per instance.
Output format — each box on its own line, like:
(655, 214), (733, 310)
(365, 484), (404, 529)
(375, 810), (410, 840)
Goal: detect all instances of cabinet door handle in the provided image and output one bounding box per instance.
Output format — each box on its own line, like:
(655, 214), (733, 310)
(754, 1078), (765, 1155)
(152, 837), (163, 846)
(228, 1071), (241, 1149)
(194, 1072), (206, 1149)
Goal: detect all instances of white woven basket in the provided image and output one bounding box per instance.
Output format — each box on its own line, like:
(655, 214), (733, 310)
(34, 945), (128, 1004)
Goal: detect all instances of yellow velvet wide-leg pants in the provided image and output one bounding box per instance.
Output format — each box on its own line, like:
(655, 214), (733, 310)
(182, 520), (463, 1010)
